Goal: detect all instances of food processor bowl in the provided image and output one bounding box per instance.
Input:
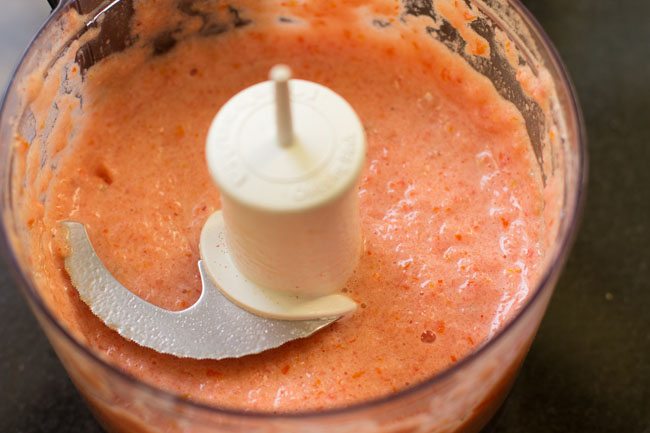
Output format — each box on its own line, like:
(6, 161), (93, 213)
(0, 0), (586, 432)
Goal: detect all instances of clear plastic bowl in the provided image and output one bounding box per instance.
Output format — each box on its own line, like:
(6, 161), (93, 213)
(0, 1), (586, 432)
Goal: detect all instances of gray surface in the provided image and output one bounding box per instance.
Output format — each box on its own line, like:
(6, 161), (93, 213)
(0, 2), (50, 87)
(1, 0), (649, 432)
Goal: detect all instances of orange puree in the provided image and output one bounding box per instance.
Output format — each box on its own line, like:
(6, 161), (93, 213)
(21, 1), (545, 412)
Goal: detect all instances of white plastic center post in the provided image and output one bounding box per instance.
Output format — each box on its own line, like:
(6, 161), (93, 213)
(200, 65), (366, 320)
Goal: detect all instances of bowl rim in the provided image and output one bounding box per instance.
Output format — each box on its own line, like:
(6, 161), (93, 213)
(0, 0), (587, 421)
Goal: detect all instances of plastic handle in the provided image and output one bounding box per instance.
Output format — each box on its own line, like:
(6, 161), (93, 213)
(269, 65), (294, 147)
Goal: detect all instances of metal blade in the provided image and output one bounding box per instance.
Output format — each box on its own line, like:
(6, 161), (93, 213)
(61, 221), (337, 360)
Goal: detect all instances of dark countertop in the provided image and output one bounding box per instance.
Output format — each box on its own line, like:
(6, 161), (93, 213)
(1, 0), (648, 432)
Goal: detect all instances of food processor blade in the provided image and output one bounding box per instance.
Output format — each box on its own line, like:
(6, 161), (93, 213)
(61, 221), (337, 360)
